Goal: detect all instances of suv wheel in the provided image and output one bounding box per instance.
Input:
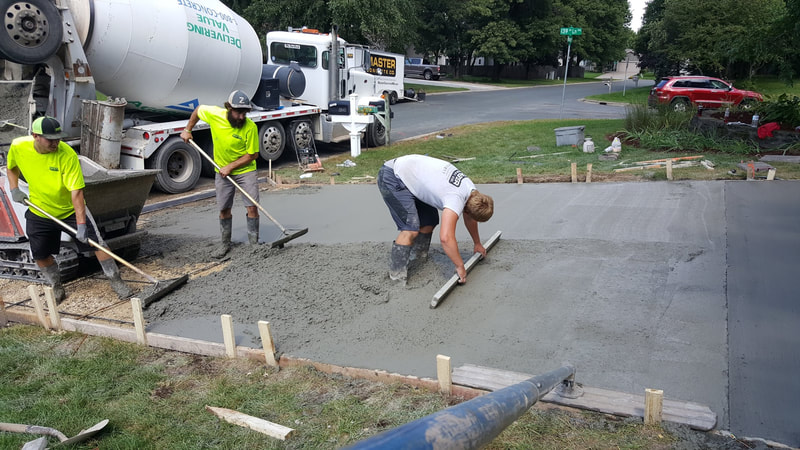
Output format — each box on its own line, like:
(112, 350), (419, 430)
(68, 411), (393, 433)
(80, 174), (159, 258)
(671, 98), (690, 112)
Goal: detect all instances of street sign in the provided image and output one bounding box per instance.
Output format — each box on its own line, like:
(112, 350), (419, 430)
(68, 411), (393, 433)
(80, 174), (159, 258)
(560, 27), (582, 36)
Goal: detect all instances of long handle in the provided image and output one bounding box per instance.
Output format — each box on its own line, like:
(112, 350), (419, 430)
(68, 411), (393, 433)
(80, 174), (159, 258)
(24, 200), (158, 283)
(188, 139), (288, 233)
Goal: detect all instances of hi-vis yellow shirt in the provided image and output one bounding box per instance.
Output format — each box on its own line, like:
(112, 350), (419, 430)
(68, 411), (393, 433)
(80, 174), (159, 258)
(7, 136), (84, 219)
(197, 105), (258, 175)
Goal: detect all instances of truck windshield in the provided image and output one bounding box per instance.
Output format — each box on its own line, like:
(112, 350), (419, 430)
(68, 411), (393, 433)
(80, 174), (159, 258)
(270, 42), (317, 68)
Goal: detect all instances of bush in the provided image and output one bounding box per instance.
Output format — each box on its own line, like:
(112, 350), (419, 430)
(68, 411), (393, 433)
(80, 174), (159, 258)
(756, 94), (800, 128)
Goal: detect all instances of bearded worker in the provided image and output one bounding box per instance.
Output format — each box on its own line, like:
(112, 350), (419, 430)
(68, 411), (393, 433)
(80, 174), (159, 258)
(181, 90), (260, 258)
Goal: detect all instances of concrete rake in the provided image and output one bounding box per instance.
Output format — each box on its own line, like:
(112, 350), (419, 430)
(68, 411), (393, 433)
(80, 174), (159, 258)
(189, 139), (308, 248)
(25, 200), (188, 307)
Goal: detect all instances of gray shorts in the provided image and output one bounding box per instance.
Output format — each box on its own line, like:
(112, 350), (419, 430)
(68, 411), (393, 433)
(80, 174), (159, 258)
(215, 171), (260, 210)
(378, 164), (439, 231)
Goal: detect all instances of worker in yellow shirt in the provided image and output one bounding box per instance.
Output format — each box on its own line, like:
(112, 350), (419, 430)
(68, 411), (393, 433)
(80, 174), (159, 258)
(7, 117), (133, 302)
(181, 90), (260, 258)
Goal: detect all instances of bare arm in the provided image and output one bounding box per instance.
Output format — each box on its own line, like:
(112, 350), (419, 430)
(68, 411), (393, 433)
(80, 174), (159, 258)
(7, 167), (20, 190)
(71, 189), (86, 225)
(179, 107), (200, 143)
(218, 152), (259, 178)
(463, 213), (486, 257)
(440, 208), (467, 283)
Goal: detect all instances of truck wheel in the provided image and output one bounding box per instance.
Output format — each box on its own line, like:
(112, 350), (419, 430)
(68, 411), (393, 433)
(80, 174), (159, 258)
(423, 70), (433, 80)
(192, 134), (216, 178)
(258, 120), (286, 161)
(148, 137), (201, 194)
(0, 0), (64, 65)
(289, 120), (313, 153)
(366, 121), (386, 147)
(389, 91), (398, 105)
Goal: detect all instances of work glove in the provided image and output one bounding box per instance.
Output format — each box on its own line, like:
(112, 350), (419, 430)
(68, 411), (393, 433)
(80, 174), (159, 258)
(10, 188), (28, 204)
(76, 223), (88, 244)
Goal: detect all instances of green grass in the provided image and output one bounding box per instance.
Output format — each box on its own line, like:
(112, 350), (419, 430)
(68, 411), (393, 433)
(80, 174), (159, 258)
(281, 116), (800, 185)
(1, 324), (741, 449)
(403, 82), (465, 94)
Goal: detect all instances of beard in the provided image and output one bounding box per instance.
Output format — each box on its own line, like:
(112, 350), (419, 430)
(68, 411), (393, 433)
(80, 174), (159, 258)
(227, 110), (246, 129)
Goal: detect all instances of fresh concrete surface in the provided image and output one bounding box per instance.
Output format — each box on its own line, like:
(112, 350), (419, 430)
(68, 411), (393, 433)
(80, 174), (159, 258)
(140, 180), (799, 447)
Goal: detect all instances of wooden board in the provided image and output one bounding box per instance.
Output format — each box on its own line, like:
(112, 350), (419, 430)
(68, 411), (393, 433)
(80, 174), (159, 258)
(431, 230), (502, 308)
(452, 364), (716, 431)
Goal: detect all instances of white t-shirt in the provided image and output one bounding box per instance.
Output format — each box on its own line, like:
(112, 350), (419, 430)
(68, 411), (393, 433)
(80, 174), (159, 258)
(392, 155), (475, 216)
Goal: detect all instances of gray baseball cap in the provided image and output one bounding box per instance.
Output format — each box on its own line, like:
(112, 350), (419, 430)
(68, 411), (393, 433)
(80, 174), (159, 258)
(227, 90), (252, 110)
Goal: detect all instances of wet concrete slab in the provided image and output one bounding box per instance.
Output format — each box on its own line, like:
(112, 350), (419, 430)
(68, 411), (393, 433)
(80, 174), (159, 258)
(139, 180), (799, 446)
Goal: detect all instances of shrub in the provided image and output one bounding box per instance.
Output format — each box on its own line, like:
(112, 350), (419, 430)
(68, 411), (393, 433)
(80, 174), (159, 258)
(756, 94), (800, 128)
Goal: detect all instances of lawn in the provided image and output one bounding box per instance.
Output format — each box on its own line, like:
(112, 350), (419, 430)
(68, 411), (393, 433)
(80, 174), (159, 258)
(0, 325), (748, 449)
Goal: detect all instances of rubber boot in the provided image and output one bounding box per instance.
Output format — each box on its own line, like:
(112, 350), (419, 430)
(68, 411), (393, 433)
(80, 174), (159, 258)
(410, 232), (433, 261)
(246, 216), (259, 245)
(39, 263), (65, 303)
(99, 258), (133, 299)
(212, 217), (233, 258)
(389, 242), (412, 284)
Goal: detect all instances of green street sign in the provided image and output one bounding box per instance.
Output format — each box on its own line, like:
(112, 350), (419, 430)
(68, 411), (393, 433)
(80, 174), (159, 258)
(567, 35), (573, 43)
(560, 27), (582, 36)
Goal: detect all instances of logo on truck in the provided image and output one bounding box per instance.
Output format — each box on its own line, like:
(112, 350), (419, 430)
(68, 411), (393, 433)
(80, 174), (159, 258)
(368, 55), (396, 77)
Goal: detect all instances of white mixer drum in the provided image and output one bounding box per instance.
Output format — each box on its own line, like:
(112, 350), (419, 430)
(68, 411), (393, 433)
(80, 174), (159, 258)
(65, 0), (262, 116)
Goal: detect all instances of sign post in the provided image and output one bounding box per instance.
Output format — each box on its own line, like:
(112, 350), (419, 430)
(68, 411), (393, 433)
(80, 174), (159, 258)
(559, 27), (582, 119)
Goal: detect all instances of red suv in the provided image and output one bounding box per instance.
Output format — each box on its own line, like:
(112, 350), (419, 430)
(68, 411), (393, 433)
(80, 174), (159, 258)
(648, 76), (763, 111)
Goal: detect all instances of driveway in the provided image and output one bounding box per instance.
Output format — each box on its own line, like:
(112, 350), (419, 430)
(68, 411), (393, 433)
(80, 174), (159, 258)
(140, 180), (800, 447)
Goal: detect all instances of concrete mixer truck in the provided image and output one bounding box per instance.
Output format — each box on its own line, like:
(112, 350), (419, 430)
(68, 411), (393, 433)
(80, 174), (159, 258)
(0, 0), (389, 194)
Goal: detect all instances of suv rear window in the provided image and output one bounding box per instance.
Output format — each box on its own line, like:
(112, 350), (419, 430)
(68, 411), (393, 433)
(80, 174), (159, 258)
(655, 79), (670, 88)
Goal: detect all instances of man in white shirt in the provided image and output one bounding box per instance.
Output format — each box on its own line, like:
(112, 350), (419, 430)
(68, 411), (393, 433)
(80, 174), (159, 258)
(378, 154), (494, 285)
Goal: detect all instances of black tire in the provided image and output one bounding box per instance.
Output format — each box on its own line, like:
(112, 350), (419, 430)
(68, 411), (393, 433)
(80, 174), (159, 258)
(366, 120), (386, 147)
(0, 0), (64, 64)
(147, 137), (201, 194)
(192, 133), (216, 178)
(670, 98), (690, 112)
(423, 70), (433, 81)
(389, 91), (398, 105)
(288, 120), (313, 152)
(739, 99), (757, 110)
(258, 120), (286, 161)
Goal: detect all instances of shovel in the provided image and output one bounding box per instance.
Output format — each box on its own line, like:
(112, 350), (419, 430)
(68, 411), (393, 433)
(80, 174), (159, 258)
(189, 139), (308, 248)
(0, 119), (27, 131)
(24, 199), (188, 307)
(0, 419), (108, 446)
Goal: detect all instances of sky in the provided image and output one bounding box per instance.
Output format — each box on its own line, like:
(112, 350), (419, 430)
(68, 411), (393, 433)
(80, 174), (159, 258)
(630, 0), (648, 31)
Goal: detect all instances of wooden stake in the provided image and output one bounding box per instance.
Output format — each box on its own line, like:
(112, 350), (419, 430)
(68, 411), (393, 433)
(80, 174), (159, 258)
(221, 314), (236, 358)
(330, 176), (335, 185)
(666, 159), (673, 180)
(275, 175), (282, 185)
(644, 388), (664, 425)
(516, 168), (523, 184)
(0, 296), (7, 328)
(586, 163), (593, 183)
(767, 168), (776, 181)
(258, 320), (278, 367)
(437, 354), (452, 395)
(268, 159), (272, 181)
(43, 287), (61, 330)
(131, 298), (147, 346)
(27, 285), (48, 329)
(205, 405), (295, 440)
(571, 163), (577, 183)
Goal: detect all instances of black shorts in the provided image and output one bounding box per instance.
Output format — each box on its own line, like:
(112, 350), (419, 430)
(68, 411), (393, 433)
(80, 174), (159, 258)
(25, 210), (97, 260)
(378, 165), (439, 231)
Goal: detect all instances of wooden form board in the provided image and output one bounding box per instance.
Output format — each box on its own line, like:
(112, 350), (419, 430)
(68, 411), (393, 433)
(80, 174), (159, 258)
(451, 364), (716, 431)
(431, 230), (502, 308)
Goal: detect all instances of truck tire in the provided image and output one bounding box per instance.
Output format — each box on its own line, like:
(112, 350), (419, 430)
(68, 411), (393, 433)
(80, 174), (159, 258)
(288, 120), (313, 154)
(0, 0), (64, 65)
(366, 121), (386, 147)
(258, 120), (286, 161)
(148, 137), (201, 194)
(192, 134), (216, 178)
(389, 91), (398, 105)
(423, 70), (433, 81)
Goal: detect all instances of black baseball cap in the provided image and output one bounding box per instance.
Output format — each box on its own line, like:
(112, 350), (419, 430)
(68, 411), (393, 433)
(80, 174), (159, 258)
(32, 116), (65, 140)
